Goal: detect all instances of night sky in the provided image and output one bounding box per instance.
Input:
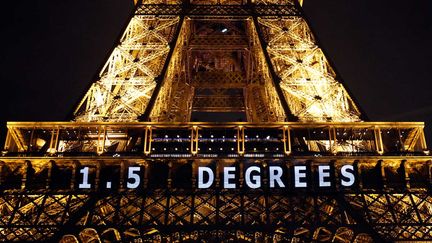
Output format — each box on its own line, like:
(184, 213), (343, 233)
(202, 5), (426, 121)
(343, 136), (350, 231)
(0, 0), (431, 144)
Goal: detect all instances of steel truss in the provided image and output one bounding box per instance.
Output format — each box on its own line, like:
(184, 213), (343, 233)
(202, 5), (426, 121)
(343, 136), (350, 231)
(4, 0), (431, 242)
(0, 158), (432, 242)
(256, 16), (361, 122)
(74, 0), (361, 123)
(135, 4), (301, 17)
(74, 15), (181, 122)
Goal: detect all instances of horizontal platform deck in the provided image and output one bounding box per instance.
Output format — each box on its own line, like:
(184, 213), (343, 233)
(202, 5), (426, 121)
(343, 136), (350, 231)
(3, 121), (429, 158)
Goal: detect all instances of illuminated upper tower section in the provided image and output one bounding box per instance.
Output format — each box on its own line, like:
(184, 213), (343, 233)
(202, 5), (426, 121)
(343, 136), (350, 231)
(73, 0), (361, 122)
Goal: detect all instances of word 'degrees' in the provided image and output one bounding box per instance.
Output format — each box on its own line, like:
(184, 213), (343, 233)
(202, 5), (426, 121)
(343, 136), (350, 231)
(198, 165), (355, 189)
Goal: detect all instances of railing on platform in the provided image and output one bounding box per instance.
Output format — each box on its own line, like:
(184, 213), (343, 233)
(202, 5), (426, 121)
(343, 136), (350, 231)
(3, 122), (429, 157)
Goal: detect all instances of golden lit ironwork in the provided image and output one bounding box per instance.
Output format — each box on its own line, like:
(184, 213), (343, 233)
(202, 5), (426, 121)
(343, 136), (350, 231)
(74, 16), (180, 122)
(1, 0), (431, 242)
(2, 121), (428, 156)
(257, 16), (361, 122)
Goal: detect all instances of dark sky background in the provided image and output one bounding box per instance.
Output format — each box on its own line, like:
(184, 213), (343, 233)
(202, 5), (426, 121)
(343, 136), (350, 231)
(0, 0), (431, 144)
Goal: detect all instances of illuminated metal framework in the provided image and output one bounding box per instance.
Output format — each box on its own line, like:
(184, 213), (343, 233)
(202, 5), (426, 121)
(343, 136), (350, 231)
(1, 122), (431, 242)
(74, 0), (360, 123)
(3, 122), (429, 157)
(2, 0), (432, 242)
(1, 156), (432, 242)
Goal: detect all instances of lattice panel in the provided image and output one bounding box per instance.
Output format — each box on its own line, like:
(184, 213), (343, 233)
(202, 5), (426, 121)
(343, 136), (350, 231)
(0, 194), (89, 241)
(190, 36), (248, 47)
(246, 19), (287, 122)
(1, 190), (432, 241)
(74, 15), (180, 122)
(149, 18), (193, 122)
(257, 17), (362, 122)
(192, 71), (246, 88)
(345, 192), (432, 241)
(193, 194), (217, 225)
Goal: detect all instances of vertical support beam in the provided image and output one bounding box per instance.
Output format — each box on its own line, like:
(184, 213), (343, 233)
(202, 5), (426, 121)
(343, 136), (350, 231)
(141, 14), (186, 121)
(377, 160), (386, 190)
(95, 161), (101, 191)
(46, 160), (54, 190)
(48, 128), (60, 154)
(191, 126), (199, 155)
(215, 161), (220, 188)
(29, 128), (35, 152)
(285, 160), (292, 189)
(167, 161), (173, 189)
(419, 128), (429, 154)
(374, 126), (384, 155)
(144, 126), (153, 155)
(427, 160), (432, 188)
(21, 160), (32, 190)
(143, 162), (149, 189)
(238, 161), (244, 189)
(71, 161), (79, 190)
(354, 160), (363, 189)
(262, 161), (270, 226)
(237, 125), (245, 155)
(329, 126), (337, 154)
(329, 160), (337, 191)
(400, 160), (410, 189)
(0, 161), (4, 188)
(190, 168), (196, 225)
(282, 125), (291, 155)
(215, 171), (220, 226)
(97, 126), (107, 155)
(251, 15), (297, 121)
(120, 161), (126, 190)
(191, 160), (196, 188)
(3, 129), (12, 152)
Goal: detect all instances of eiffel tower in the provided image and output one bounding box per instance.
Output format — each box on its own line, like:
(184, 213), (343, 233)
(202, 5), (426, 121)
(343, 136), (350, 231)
(1, 0), (432, 242)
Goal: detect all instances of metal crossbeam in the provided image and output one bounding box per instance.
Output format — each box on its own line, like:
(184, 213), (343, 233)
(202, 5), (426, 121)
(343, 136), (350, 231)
(135, 4), (300, 17)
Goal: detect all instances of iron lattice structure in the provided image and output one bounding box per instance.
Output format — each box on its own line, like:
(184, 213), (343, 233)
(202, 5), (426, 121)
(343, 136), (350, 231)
(1, 0), (432, 242)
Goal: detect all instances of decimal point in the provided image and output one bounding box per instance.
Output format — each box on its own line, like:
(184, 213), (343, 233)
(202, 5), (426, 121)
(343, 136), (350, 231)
(106, 181), (112, 189)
